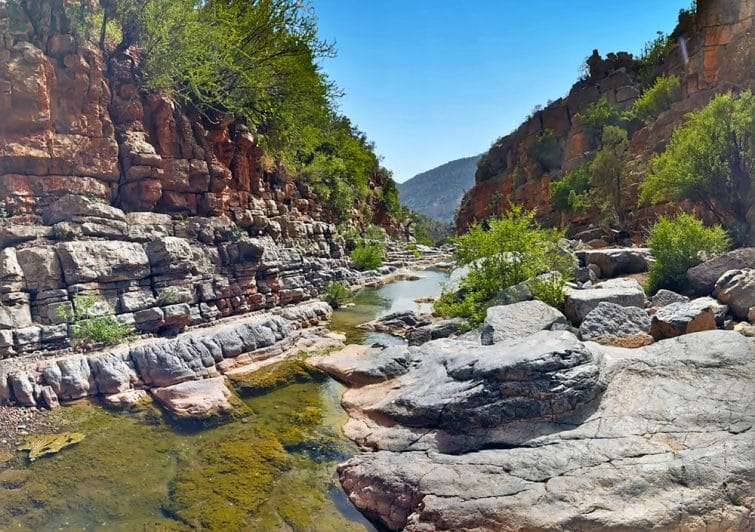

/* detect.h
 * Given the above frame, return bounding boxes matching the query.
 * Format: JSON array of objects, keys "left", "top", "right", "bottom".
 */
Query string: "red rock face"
[{"left": 457, "top": 0, "right": 753, "bottom": 238}]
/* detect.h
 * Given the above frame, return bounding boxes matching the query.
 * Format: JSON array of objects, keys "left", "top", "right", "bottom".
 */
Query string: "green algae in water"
[
  {"left": 229, "top": 357, "right": 327, "bottom": 397},
  {"left": 17, "top": 432, "right": 85, "bottom": 462}
]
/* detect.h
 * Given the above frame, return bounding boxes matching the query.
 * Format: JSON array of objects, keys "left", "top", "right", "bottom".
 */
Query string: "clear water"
[{"left": 0, "top": 268, "right": 449, "bottom": 531}]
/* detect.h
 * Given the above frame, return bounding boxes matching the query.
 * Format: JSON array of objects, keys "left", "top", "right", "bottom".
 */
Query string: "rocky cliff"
[
  {"left": 456, "top": 0, "right": 753, "bottom": 239},
  {"left": 0, "top": 2, "right": 388, "bottom": 359}
]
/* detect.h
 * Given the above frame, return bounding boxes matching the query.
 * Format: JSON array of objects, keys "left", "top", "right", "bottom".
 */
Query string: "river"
[{"left": 0, "top": 268, "right": 449, "bottom": 531}]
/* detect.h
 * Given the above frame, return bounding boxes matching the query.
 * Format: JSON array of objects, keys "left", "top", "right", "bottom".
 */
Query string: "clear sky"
[{"left": 312, "top": 0, "right": 690, "bottom": 182}]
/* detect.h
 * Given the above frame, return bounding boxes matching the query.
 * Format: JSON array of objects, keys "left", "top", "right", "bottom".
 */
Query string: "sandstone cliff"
[
  {"left": 0, "top": 2, "right": 392, "bottom": 358},
  {"left": 456, "top": 0, "right": 753, "bottom": 240}
]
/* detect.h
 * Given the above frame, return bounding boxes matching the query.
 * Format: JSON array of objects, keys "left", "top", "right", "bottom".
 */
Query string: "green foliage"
[
  {"left": 434, "top": 206, "right": 572, "bottom": 325},
  {"left": 578, "top": 97, "right": 624, "bottom": 146},
  {"left": 589, "top": 125, "right": 629, "bottom": 221},
  {"left": 528, "top": 129, "right": 563, "bottom": 171},
  {"left": 489, "top": 191, "right": 503, "bottom": 216},
  {"left": 323, "top": 281, "right": 350, "bottom": 309},
  {"left": 379, "top": 178, "right": 402, "bottom": 217},
  {"left": 511, "top": 165, "right": 527, "bottom": 188},
  {"left": 646, "top": 213, "right": 729, "bottom": 294},
  {"left": 364, "top": 224, "right": 388, "bottom": 242},
  {"left": 531, "top": 272, "right": 568, "bottom": 310},
  {"left": 550, "top": 164, "right": 591, "bottom": 212},
  {"left": 640, "top": 91, "right": 754, "bottom": 242},
  {"left": 636, "top": 32, "right": 673, "bottom": 88},
  {"left": 350, "top": 243, "right": 384, "bottom": 271},
  {"left": 58, "top": 295, "right": 133, "bottom": 349},
  {"left": 628, "top": 75, "right": 681, "bottom": 122}
]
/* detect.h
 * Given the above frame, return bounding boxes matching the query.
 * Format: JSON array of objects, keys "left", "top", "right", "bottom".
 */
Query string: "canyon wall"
[
  {"left": 0, "top": 3, "right": 368, "bottom": 358},
  {"left": 456, "top": 0, "right": 753, "bottom": 240}
]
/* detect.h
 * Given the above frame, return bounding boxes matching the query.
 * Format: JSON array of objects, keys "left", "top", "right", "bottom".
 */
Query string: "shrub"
[
  {"left": 531, "top": 272, "right": 568, "bottom": 310},
  {"left": 364, "top": 224, "right": 388, "bottom": 242},
  {"left": 350, "top": 243, "right": 384, "bottom": 271},
  {"left": 578, "top": 96, "right": 623, "bottom": 146},
  {"left": 640, "top": 91, "right": 753, "bottom": 244},
  {"left": 628, "top": 75, "right": 681, "bottom": 122},
  {"left": 636, "top": 32, "right": 673, "bottom": 88},
  {"left": 434, "top": 205, "right": 573, "bottom": 325},
  {"left": 59, "top": 295, "right": 133, "bottom": 349},
  {"left": 589, "top": 125, "right": 629, "bottom": 222},
  {"left": 323, "top": 281, "right": 350, "bottom": 309},
  {"left": 528, "top": 129, "right": 563, "bottom": 171},
  {"left": 550, "top": 164, "right": 591, "bottom": 212},
  {"left": 646, "top": 213, "right": 729, "bottom": 294}
]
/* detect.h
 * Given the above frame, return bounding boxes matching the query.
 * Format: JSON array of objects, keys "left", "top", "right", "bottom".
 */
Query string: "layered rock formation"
[
  {"left": 318, "top": 329, "right": 754, "bottom": 530},
  {"left": 456, "top": 0, "right": 754, "bottom": 239}
]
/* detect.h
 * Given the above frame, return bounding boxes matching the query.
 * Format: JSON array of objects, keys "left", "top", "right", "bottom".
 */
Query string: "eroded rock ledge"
[{"left": 316, "top": 330, "right": 754, "bottom": 530}]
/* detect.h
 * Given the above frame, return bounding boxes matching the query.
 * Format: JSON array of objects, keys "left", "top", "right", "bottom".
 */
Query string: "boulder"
[
  {"left": 714, "top": 269, "right": 754, "bottom": 319},
  {"left": 152, "top": 377, "right": 236, "bottom": 420},
  {"left": 579, "top": 302, "right": 652, "bottom": 347},
  {"left": 312, "top": 345, "right": 410, "bottom": 386},
  {"left": 358, "top": 310, "right": 430, "bottom": 336},
  {"left": 564, "top": 278, "right": 647, "bottom": 324},
  {"left": 41, "top": 194, "right": 126, "bottom": 225},
  {"left": 577, "top": 247, "right": 652, "bottom": 278},
  {"left": 15, "top": 247, "right": 64, "bottom": 292},
  {"left": 480, "top": 301, "right": 567, "bottom": 345},
  {"left": 335, "top": 330, "right": 754, "bottom": 531},
  {"left": 40, "top": 356, "right": 95, "bottom": 401},
  {"left": 56, "top": 241, "right": 150, "bottom": 284},
  {"left": 650, "top": 288, "right": 689, "bottom": 307},
  {"left": 686, "top": 247, "right": 755, "bottom": 296},
  {"left": 650, "top": 298, "right": 721, "bottom": 340},
  {"left": 407, "top": 319, "right": 467, "bottom": 346}
]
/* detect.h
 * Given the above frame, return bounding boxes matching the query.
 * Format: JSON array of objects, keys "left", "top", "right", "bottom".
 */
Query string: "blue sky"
[{"left": 312, "top": 0, "right": 689, "bottom": 182}]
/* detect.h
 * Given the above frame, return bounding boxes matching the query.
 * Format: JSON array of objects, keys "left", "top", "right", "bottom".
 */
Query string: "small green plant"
[
  {"left": 434, "top": 205, "right": 573, "bottom": 325},
  {"left": 646, "top": 213, "right": 729, "bottom": 294},
  {"left": 323, "top": 281, "right": 350, "bottom": 309},
  {"left": 531, "top": 272, "right": 568, "bottom": 310},
  {"left": 350, "top": 243, "right": 384, "bottom": 271},
  {"left": 230, "top": 225, "right": 247, "bottom": 241},
  {"left": 635, "top": 32, "right": 674, "bottom": 88},
  {"left": 627, "top": 75, "right": 681, "bottom": 122},
  {"left": 528, "top": 129, "right": 563, "bottom": 171},
  {"left": 52, "top": 225, "right": 76, "bottom": 241},
  {"left": 157, "top": 287, "right": 185, "bottom": 306},
  {"left": 406, "top": 243, "right": 422, "bottom": 258},
  {"left": 578, "top": 96, "right": 624, "bottom": 146},
  {"left": 550, "top": 164, "right": 591, "bottom": 212},
  {"left": 364, "top": 224, "right": 388, "bottom": 242},
  {"left": 58, "top": 294, "right": 133, "bottom": 349}
]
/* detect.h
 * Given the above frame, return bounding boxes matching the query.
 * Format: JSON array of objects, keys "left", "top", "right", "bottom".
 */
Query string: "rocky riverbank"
[{"left": 313, "top": 246, "right": 755, "bottom": 530}]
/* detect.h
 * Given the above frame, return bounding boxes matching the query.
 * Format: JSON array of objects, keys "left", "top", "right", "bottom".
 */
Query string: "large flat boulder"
[
  {"left": 686, "top": 247, "right": 755, "bottom": 296},
  {"left": 579, "top": 302, "right": 652, "bottom": 347},
  {"left": 564, "top": 278, "right": 647, "bottom": 324},
  {"left": 480, "top": 300, "right": 567, "bottom": 345},
  {"left": 336, "top": 331, "right": 755, "bottom": 530},
  {"left": 650, "top": 297, "right": 722, "bottom": 340},
  {"left": 56, "top": 241, "right": 150, "bottom": 284},
  {"left": 577, "top": 247, "right": 652, "bottom": 278},
  {"left": 152, "top": 377, "right": 235, "bottom": 420},
  {"left": 312, "top": 345, "right": 410, "bottom": 386}
]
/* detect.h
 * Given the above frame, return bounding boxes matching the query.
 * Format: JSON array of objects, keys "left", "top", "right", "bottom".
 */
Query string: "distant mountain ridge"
[{"left": 398, "top": 154, "right": 482, "bottom": 223}]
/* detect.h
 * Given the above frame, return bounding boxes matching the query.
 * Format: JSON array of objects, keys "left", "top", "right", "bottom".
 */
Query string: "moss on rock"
[{"left": 229, "top": 358, "right": 326, "bottom": 396}]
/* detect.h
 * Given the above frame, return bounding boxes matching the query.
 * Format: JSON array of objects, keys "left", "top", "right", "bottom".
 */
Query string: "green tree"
[
  {"left": 550, "top": 164, "right": 591, "bottom": 212},
  {"left": 590, "top": 125, "right": 629, "bottom": 223},
  {"left": 628, "top": 75, "right": 681, "bottom": 122},
  {"left": 528, "top": 129, "right": 563, "bottom": 171},
  {"left": 640, "top": 91, "right": 754, "bottom": 243},
  {"left": 578, "top": 96, "right": 624, "bottom": 146},
  {"left": 646, "top": 213, "right": 729, "bottom": 294}
]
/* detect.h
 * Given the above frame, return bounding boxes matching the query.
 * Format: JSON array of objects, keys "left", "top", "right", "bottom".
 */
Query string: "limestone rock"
[
  {"left": 686, "top": 247, "right": 755, "bottom": 296},
  {"left": 579, "top": 302, "right": 652, "bottom": 347},
  {"left": 152, "top": 377, "right": 235, "bottom": 420},
  {"left": 312, "top": 345, "right": 410, "bottom": 387},
  {"left": 564, "top": 277, "right": 647, "bottom": 324},
  {"left": 56, "top": 241, "right": 150, "bottom": 284},
  {"left": 41, "top": 194, "right": 126, "bottom": 225},
  {"left": 480, "top": 300, "right": 567, "bottom": 345},
  {"left": 577, "top": 247, "right": 652, "bottom": 278},
  {"left": 407, "top": 318, "right": 467, "bottom": 346},
  {"left": 650, "top": 288, "right": 689, "bottom": 307},
  {"left": 714, "top": 268, "right": 754, "bottom": 319},
  {"left": 336, "top": 331, "right": 754, "bottom": 530},
  {"left": 650, "top": 298, "right": 721, "bottom": 340}
]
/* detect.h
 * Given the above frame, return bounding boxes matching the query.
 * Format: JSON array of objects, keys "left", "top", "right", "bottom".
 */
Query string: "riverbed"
[{"left": 0, "top": 269, "right": 448, "bottom": 531}]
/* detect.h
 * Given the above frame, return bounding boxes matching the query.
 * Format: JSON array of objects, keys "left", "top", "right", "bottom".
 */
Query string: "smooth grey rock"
[
  {"left": 686, "top": 247, "right": 755, "bottom": 296},
  {"left": 313, "top": 345, "right": 410, "bottom": 386},
  {"left": 41, "top": 356, "right": 94, "bottom": 400},
  {"left": 41, "top": 194, "right": 126, "bottom": 225},
  {"left": 88, "top": 351, "right": 135, "bottom": 395},
  {"left": 577, "top": 247, "right": 652, "bottom": 278},
  {"left": 56, "top": 241, "right": 150, "bottom": 284},
  {"left": 564, "top": 278, "right": 646, "bottom": 324},
  {"left": 650, "top": 288, "right": 689, "bottom": 307},
  {"left": 0, "top": 302, "right": 32, "bottom": 330},
  {"left": 579, "top": 302, "right": 652, "bottom": 347},
  {"left": 407, "top": 319, "right": 467, "bottom": 346},
  {"left": 9, "top": 372, "right": 36, "bottom": 407},
  {"left": 714, "top": 268, "right": 754, "bottom": 319},
  {"left": 15, "top": 246, "right": 63, "bottom": 292},
  {"left": 0, "top": 248, "right": 23, "bottom": 283},
  {"left": 480, "top": 301, "right": 567, "bottom": 345},
  {"left": 336, "top": 331, "right": 754, "bottom": 531}
]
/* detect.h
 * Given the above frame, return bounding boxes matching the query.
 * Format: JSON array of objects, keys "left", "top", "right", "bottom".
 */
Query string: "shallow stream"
[{"left": 0, "top": 269, "right": 448, "bottom": 531}]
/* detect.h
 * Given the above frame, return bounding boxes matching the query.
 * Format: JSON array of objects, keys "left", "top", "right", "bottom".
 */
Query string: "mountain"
[{"left": 398, "top": 155, "right": 482, "bottom": 223}]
